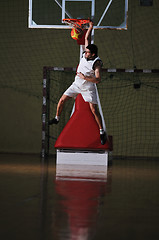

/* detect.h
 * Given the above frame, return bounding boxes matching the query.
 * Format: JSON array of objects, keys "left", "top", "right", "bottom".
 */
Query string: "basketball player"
[{"left": 49, "top": 21, "right": 107, "bottom": 145}]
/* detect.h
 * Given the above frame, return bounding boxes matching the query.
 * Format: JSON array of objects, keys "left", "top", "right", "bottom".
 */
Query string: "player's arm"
[
  {"left": 85, "top": 21, "right": 93, "bottom": 48},
  {"left": 77, "top": 61, "right": 102, "bottom": 84}
]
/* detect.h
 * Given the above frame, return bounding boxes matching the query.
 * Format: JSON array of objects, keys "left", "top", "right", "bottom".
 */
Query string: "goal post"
[
  {"left": 42, "top": 66, "right": 159, "bottom": 159},
  {"left": 42, "top": 67, "right": 51, "bottom": 158}
]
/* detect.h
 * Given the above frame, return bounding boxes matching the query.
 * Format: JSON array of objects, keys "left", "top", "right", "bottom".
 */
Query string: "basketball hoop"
[
  {"left": 63, "top": 18, "right": 90, "bottom": 32},
  {"left": 63, "top": 19, "right": 90, "bottom": 45}
]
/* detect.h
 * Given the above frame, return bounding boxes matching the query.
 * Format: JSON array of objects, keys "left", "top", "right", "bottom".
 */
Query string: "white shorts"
[{"left": 63, "top": 82, "right": 98, "bottom": 104}]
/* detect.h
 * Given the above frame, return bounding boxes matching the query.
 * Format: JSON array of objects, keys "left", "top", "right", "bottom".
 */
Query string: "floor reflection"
[
  {"left": 55, "top": 164, "right": 112, "bottom": 240},
  {"left": 40, "top": 160, "right": 49, "bottom": 240},
  {"left": 1, "top": 154, "right": 158, "bottom": 240}
]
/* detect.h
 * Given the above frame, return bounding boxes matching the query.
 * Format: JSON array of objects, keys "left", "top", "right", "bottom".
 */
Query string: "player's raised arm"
[{"left": 85, "top": 21, "right": 94, "bottom": 48}]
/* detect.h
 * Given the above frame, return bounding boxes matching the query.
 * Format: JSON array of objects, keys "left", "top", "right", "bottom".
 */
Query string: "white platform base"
[
  {"left": 56, "top": 164, "right": 108, "bottom": 182},
  {"left": 56, "top": 149, "right": 109, "bottom": 166}
]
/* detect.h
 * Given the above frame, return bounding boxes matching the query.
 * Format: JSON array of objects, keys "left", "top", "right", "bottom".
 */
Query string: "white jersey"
[
  {"left": 64, "top": 52, "right": 102, "bottom": 104},
  {"left": 74, "top": 52, "right": 102, "bottom": 90}
]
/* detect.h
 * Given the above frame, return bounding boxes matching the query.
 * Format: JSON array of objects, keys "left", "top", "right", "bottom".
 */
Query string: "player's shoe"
[
  {"left": 100, "top": 132, "right": 107, "bottom": 145},
  {"left": 48, "top": 118, "right": 59, "bottom": 125}
]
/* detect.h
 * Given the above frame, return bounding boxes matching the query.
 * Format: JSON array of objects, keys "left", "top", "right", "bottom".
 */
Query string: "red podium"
[{"left": 55, "top": 94, "right": 113, "bottom": 165}]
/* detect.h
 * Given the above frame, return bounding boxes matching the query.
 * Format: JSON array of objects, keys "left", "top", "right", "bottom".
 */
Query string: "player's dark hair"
[{"left": 86, "top": 44, "right": 98, "bottom": 57}]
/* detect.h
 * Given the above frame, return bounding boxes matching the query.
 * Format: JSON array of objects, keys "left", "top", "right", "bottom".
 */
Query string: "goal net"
[{"left": 42, "top": 67, "right": 159, "bottom": 159}]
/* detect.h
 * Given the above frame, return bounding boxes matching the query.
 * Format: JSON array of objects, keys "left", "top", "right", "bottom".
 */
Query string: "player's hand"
[{"left": 77, "top": 72, "right": 85, "bottom": 79}]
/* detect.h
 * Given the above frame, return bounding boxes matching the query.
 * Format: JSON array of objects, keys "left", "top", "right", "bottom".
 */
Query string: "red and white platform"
[{"left": 55, "top": 94, "right": 113, "bottom": 165}]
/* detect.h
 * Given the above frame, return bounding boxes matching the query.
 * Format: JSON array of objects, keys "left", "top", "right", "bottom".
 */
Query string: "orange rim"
[{"left": 63, "top": 19, "right": 90, "bottom": 29}]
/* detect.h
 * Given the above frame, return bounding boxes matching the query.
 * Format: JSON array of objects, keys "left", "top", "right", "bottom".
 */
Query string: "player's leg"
[
  {"left": 89, "top": 103, "right": 103, "bottom": 129},
  {"left": 49, "top": 83, "right": 79, "bottom": 125},
  {"left": 56, "top": 95, "right": 71, "bottom": 117},
  {"left": 89, "top": 103, "right": 107, "bottom": 145},
  {"left": 49, "top": 95, "right": 71, "bottom": 125}
]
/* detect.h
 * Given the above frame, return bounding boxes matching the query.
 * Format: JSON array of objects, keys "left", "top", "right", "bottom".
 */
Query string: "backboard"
[{"left": 28, "top": 0, "right": 128, "bottom": 30}]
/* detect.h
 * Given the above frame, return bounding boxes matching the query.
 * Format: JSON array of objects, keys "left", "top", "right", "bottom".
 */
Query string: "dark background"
[{"left": 0, "top": 0, "right": 158, "bottom": 156}]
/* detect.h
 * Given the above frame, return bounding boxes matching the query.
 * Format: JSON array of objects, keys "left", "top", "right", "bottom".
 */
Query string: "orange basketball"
[{"left": 71, "top": 28, "right": 83, "bottom": 40}]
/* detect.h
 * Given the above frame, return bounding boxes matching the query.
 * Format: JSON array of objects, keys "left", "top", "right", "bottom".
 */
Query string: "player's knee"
[
  {"left": 59, "top": 97, "right": 65, "bottom": 106},
  {"left": 59, "top": 95, "right": 69, "bottom": 106}
]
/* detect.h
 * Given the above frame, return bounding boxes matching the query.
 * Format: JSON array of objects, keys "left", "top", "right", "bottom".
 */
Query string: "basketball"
[{"left": 71, "top": 28, "right": 83, "bottom": 40}]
